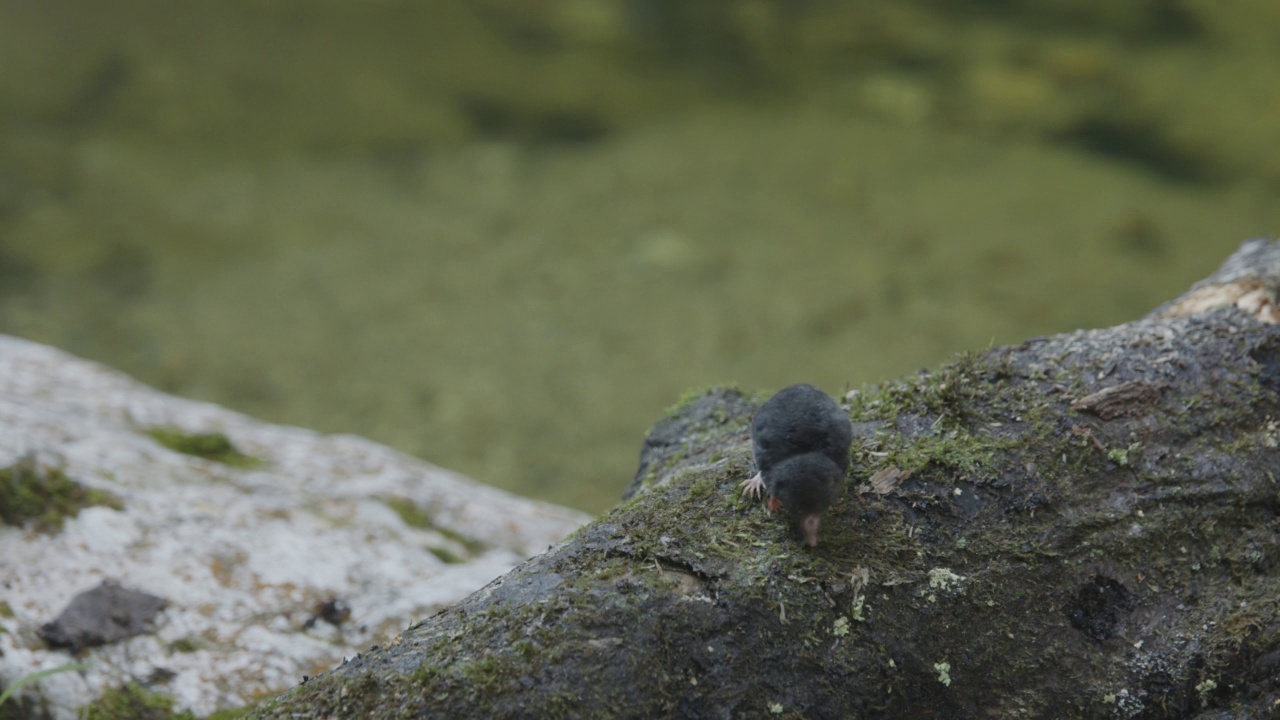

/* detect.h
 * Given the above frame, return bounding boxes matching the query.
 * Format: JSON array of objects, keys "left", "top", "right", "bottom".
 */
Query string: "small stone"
[{"left": 39, "top": 581, "right": 167, "bottom": 652}]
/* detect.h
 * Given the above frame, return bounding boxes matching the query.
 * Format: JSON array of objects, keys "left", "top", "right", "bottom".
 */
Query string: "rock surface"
[{"left": 0, "top": 334, "right": 588, "bottom": 718}]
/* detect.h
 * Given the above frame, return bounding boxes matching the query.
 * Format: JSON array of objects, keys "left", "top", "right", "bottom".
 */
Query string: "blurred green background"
[{"left": 2, "top": 0, "right": 1279, "bottom": 513}]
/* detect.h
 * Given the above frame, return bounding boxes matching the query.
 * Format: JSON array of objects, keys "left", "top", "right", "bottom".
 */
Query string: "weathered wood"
[{"left": 253, "top": 239, "right": 1280, "bottom": 720}]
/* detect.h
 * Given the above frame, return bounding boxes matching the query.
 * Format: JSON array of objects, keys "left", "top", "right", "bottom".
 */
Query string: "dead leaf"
[{"left": 869, "top": 467, "right": 911, "bottom": 495}]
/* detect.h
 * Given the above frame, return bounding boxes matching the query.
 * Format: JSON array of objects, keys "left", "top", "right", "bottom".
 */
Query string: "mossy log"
[{"left": 253, "top": 240, "right": 1280, "bottom": 719}]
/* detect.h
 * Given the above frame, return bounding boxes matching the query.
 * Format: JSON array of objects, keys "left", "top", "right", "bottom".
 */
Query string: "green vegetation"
[
  {"left": 378, "top": 496, "right": 486, "bottom": 561},
  {"left": 0, "top": 663, "right": 90, "bottom": 709},
  {"left": 168, "top": 636, "right": 206, "bottom": 654},
  {"left": 379, "top": 495, "right": 433, "bottom": 529},
  {"left": 662, "top": 384, "right": 760, "bottom": 419},
  {"left": 426, "top": 546, "right": 466, "bottom": 564},
  {"left": 145, "top": 428, "right": 261, "bottom": 468},
  {"left": 81, "top": 683, "right": 196, "bottom": 720},
  {"left": 0, "top": 455, "right": 123, "bottom": 532}
]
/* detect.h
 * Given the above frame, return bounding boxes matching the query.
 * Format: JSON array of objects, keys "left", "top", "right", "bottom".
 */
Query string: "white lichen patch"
[
  {"left": 832, "top": 616, "right": 851, "bottom": 637},
  {"left": 927, "top": 567, "right": 966, "bottom": 593},
  {"left": 851, "top": 594, "right": 866, "bottom": 621},
  {"left": 934, "top": 661, "right": 952, "bottom": 686}
]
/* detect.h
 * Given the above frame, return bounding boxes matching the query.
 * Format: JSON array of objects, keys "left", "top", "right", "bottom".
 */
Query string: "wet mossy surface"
[
  {"left": 252, "top": 308, "right": 1280, "bottom": 719},
  {"left": 144, "top": 428, "right": 261, "bottom": 468},
  {"left": 0, "top": 454, "right": 123, "bottom": 532}
]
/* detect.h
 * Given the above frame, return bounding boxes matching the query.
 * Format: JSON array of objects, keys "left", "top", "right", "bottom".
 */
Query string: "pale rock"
[{"left": 0, "top": 334, "right": 589, "bottom": 718}]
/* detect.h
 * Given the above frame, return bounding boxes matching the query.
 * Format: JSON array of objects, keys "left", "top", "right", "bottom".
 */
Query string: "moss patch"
[
  {"left": 378, "top": 496, "right": 486, "bottom": 561},
  {"left": 0, "top": 455, "right": 123, "bottom": 532},
  {"left": 81, "top": 683, "right": 195, "bottom": 720},
  {"left": 145, "top": 428, "right": 261, "bottom": 468},
  {"left": 168, "top": 636, "right": 206, "bottom": 653}
]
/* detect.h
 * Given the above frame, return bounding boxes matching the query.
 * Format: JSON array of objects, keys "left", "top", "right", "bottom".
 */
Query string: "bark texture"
[{"left": 253, "top": 239, "right": 1280, "bottom": 719}]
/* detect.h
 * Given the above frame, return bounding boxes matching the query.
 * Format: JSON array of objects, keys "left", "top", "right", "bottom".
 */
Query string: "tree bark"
[{"left": 253, "top": 239, "right": 1280, "bottom": 720}]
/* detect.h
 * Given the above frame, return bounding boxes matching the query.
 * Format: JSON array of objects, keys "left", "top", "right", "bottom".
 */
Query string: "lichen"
[
  {"left": 832, "top": 616, "right": 850, "bottom": 637},
  {"left": 927, "top": 567, "right": 965, "bottom": 592},
  {"left": 850, "top": 594, "right": 865, "bottom": 621}
]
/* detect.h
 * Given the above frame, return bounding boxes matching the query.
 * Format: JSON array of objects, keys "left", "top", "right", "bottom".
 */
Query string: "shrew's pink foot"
[{"left": 739, "top": 472, "right": 765, "bottom": 500}]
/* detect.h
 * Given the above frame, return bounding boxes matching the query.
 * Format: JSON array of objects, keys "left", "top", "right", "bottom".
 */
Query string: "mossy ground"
[
  {"left": 144, "top": 429, "right": 261, "bottom": 468},
  {"left": 80, "top": 683, "right": 195, "bottom": 720},
  {"left": 0, "top": 455, "right": 123, "bottom": 532},
  {"left": 60, "top": 682, "right": 251, "bottom": 720},
  {"left": 377, "top": 496, "right": 487, "bottom": 563}
]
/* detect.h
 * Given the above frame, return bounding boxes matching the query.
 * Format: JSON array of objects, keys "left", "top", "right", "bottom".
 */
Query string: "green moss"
[
  {"left": 168, "top": 636, "right": 205, "bottom": 653},
  {"left": 81, "top": 683, "right": 196, "bottom": 720},
  {"left": 0, "top": 601, "right": 12, "bottom": 618},
  {"left": 390, "top": 608, "right": 612, "bottom": 718},
  {"left": 847, "top": 352, "right": 999, "bottom": 427},
  {"left": 686, "top": 473, "right": 719, "bottom": 501},
  {"left": 426, "top": 545, "right": 466, "bottom": 564},
  {"left": 457, "top": 654, "right": 505, "bottom": 687},
  {"left": 0, "top": 455, "right": 123, "bottom": 532},
  {"left": 380, "top": 495, "right": 432, "bottom": 528},
  {"left": 511, "top": 638, "right": 535, "bottom": 659},
  {"left": 663, "top": 386, "right": 726, "bottom": 419},
  {"left": 875, "top": 426, "right": 1013, "bottom": 479},
  {"left": 1106, "top": 442, "right": 1142, "bottom": 467},
  {"left": 378, "top": 496, "right": 486, "bottom": 558},
  {"left": 145, "top": 428, "right": 261, "bottom": 468}
]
